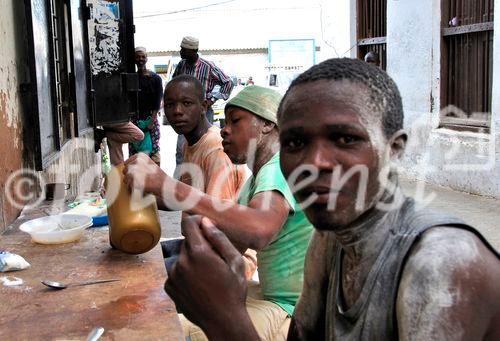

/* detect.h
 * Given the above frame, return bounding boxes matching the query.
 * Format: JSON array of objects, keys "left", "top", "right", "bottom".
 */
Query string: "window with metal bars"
[
  {"left": 48, "top": 0, "right": 75, "bottom": 147},
  {"left": 440, "top": 0, "right": 494, "bottom": 132},
  {"left": 357, "top": 0, "right": 387, "bottom": 70},
  {"left": 25, "top": 0, "right": 95, "bottom": 169}
]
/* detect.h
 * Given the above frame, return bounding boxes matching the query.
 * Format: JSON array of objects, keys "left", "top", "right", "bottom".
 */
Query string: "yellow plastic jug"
[{"left": 105, "top": 163, "right": 161, "bottom": 254}]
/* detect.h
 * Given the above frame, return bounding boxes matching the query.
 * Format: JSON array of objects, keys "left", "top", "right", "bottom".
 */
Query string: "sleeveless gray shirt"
[{"left": 325, "top": 198, "right": 495, "bottom": 340}]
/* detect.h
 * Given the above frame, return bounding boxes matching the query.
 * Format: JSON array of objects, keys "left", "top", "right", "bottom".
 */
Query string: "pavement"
[
  {"left": 155, "top": 120, "right": 500, "bottom": 250},
  {"left": 400, "top": 178, "right": 499, "bottom": 251}
]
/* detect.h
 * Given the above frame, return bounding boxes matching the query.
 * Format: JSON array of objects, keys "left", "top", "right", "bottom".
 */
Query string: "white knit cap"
[
  {"left": 180, "top": 36, "right": 199, "bottom": 50},
  {"left": 135, "top": 46, "right": 147, "bottom": 53}
]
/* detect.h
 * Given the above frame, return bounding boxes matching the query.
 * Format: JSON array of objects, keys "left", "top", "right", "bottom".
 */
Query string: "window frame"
[
  {"left": 439, "top": 0, "right": 494, "bottom": 133},
  {"left": 356, "top": 0, "right": 387, "bottom": 70},
  {"left": 25, "top": 0, "right": 96, "bottom": 170}
]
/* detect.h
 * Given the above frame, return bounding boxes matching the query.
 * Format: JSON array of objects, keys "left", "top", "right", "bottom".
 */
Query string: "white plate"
[{"left": 19, "top": 214, "right": 93, "bottom": 244}]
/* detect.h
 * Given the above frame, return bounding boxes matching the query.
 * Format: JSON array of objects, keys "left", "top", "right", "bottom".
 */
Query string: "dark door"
[
  {"left": 24, "top": 0, "right": 60, "bottom": 169},
  {"left": 86, "top": 0, "right": 137, "bottom": 126}
]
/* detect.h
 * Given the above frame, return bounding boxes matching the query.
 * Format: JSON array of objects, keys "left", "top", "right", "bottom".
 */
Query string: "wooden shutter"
[{"left": 24, "top": 0, "right": 59, "bottom": 169}]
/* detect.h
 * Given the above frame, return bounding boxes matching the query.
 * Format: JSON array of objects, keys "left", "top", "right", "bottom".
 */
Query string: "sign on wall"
[{"left": 268, "top": 39, "right": 316, "bottom": 68}]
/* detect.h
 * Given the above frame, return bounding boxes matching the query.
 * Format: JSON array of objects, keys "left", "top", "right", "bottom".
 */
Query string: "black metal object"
[
  {"left": 86, "top": 0, "right": 138, "bottom": 126},
  {"left": 68, "top": 0, "right": 93, "bottom": 136}
]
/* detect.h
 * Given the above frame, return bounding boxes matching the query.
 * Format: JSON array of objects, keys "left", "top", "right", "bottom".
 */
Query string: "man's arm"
[
  {"left": 397, "top": 227, "right": 500, "bottom": 341},
  {"left": 172, "top": 61, "right": 183, "bottom": 78},
  {"left": 123, "top": 153, "right": 289, "bottom": 251},
  {"left": 209, "top": 63, "right": 234, "bottom": 100},
  {"left": 145, "top": 75, "right": 163, "bottom": 130},
  {"left": 154, "top": 74, "right": 163, "bottom": 113}
]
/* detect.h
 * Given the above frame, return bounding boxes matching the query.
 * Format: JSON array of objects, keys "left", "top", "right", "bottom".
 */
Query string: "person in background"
[
  {"left": 364, "top": 51, "right": 380, "bottom": 67},
  {"left": 129, "top": 46, "right": 163, "bottom": 166},
  {"left": 162, "top": 58, "right": 500, "bottom": 340},
  {"left": 172, "top": 36, "right": 233, "bottom": 166},
  {"left": 246, "top": 76, "right": 255, "bottom": 85}
]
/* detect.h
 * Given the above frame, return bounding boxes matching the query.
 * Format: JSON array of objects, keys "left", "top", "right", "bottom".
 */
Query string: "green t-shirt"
[{"left": 237, "top": 152, "right": 313, "bottom": 316}]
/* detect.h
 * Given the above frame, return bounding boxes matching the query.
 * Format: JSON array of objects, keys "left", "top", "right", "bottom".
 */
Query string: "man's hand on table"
[{"left": 165, "top": 216, "right": 260, "bottom": 341}]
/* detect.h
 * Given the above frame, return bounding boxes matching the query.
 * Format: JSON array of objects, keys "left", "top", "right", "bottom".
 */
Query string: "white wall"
[
  {"left": 387, "top": 0, "right": 440, "bottom": 114},
  {"left": 388, "top": 0, "right": 500, "bottom": 198},
  {"left": 147, "top": 52, "right": 269, "bottom": 86},
  {"left": 316, "top": 0, "right": 357, "bottom": 60},
  {"left": 492, "top": 0, "right": 500, "bottom": 132}
]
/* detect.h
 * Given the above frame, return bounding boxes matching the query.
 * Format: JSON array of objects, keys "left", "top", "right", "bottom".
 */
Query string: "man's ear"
[
  {"left": 389, "top": 129, "right": 407, "bottom": 159},
  {"left": 201, "top": 99, "right": 208, "bottom": 114},
  {"left": 262, "top": 120, "right": 276, "bottom": 135}
]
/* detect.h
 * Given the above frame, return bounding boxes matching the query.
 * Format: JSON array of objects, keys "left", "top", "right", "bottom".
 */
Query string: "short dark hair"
[
  {"left": 278, "top": 58, "right": 403, "bottom": 138},
  {"left": 166, "top": 74, "right": 205, "bottom": 101}
]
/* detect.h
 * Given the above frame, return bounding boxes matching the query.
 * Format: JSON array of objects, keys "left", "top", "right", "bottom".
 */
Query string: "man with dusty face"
[
  {"left": 278, "top": 78, "right": 404, "bottom": 230},
  {"left": 220, "top": 106, "right": 270, "bottom": 165}
]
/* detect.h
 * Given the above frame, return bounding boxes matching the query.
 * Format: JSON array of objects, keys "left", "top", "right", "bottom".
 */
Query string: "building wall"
[
  {"left": 317, "top": 0, "right": 357, "bottom": 59},
  {"left": 0, "top": 0, "right": 100, "bottom": 234},
  {"left": 196, "top": 52, "right": 269, "bottom": 86},
  {"left": 387, "top": 0, "right": 500, "bottom": 198},
  {"left": 148, "top": 52, "right": 271, "bottom": 87},
  {"left": 0, "top": 0, "right": 26, "bottom": 233}
]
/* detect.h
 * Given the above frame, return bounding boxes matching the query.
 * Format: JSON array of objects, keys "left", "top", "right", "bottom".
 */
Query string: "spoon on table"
[
  {"left": 86, "top": 326, "right": 105, "bottom": 341},
  {"left": 41, "top": 279, "right": 120, "bottom": 290}
]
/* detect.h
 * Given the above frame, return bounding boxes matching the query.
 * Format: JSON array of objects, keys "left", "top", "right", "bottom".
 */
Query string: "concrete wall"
[
  {"left": 387, "top": 0, "right": 500, "bottom": 198},
  {"left": 0, "top": 0, "right": 27, "bottom": 233},
  {"left": 317, "top": 0, "right": 357, "bottom": 59},
  {"left": 148, "top": 52, "right": 285, "bottom": 90},
  {"left": 492, "top": 1, "right": 500, "bottom": 143},
  {"left": 387, "top": 0, "right": 440, "bottom": 114},
  {"left": 0, "top": 0, "right": 100, "bottom": 234}
]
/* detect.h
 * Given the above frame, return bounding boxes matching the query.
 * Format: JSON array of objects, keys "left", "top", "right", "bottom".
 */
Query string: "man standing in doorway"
[
  {"left": 130, "top": 46, "right": 163, "bottom": 166},
  {"left": 172, "top": 36, "right": 234, "bottom": 165}
]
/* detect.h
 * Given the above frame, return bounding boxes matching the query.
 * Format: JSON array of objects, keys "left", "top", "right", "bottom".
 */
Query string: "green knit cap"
[{"left": 225, "top": 85, "right": 282, "bottom": 124}]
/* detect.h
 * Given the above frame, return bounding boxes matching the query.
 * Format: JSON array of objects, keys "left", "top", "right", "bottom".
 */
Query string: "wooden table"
[{"left": 0, "top": 226, "right": 183, "bottom": 340}]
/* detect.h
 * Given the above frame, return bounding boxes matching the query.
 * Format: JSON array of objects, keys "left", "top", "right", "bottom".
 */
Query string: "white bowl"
[{"left": 19, "top": 214, "right": 93, "bottom": 244}]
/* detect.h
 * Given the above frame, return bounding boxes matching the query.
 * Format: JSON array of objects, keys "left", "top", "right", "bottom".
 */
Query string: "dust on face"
[
  {"left": 221, "top": 107, "right": 264, "bottom": 165},
  {"left": 279, "top": 79, "right": 396, "bottom": 230}
]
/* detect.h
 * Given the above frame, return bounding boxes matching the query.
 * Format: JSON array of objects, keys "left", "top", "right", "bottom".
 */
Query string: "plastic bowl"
[
  {"left": 19, "top": 214, "right": 93, "bottom": 244},
  {"left": 91, "top": 215, "right": 108, "bottom": 227}
]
